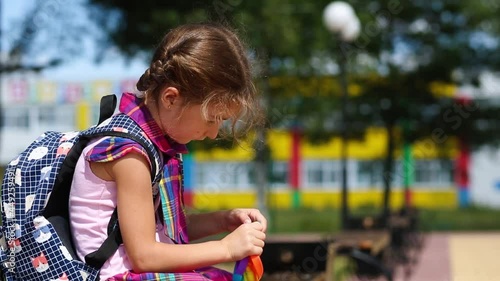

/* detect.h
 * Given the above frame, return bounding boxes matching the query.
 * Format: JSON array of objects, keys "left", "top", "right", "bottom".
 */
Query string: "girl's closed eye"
[{"left": 207, "top": 115, "right": 228, "bottom": 125}]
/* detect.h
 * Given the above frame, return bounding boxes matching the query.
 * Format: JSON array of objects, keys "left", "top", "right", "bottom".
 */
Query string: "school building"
[{"left": 1, "top": 74, "right": 499, "bottom": 210}]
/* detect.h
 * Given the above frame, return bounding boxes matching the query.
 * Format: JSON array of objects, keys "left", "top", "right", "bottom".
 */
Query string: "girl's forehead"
[{"left": 207, "top": 102, "right": 241, "bottom": 119}]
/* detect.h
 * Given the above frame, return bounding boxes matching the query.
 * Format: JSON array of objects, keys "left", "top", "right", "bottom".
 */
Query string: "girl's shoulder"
[{"left": 85, "top": 136, "right": 151, "bottom": 167}]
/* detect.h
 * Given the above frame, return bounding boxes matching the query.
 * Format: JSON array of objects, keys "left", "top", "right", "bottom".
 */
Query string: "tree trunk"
[
  {"left": 382, "top": 120, "right": 395, "bottom": 224},
  {"left": 254, "top": 128, "right": 269, "bottom": 217}
]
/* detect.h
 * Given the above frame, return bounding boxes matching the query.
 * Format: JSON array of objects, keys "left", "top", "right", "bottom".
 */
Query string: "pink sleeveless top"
[{"left": 69, "top": 138, "right": 175, "bottom": 280}]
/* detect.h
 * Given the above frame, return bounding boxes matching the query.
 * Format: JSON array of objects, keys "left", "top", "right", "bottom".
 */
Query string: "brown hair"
[{"left": 137, "top": 23, "right": 262, "bottom": 138}]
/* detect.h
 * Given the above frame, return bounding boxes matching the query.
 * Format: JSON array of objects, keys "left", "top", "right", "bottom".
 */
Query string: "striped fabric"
[
  {"left": 118, "top": 92, "right": 188, "bottom": 157},
  {"left": 158, "top": 156, "right": 188, "bottom": 244},
  {"left": 109, "top": 266, "right": 232, "bottom": 281},
  {"left": 89, "top": 93, "right": 231, "bottom": 280},
  {"left": 86, "top": 136, "right": 150, "bottom": 165}
]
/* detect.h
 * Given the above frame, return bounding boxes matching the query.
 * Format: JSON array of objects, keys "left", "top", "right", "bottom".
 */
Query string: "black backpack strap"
[
  {"left": 85, "top": 209, "right": 122, "bottom": 268},
  {"left": 84, "top": 130, "right": 162, "bottom": 269},
  {"left": 98, "top": 94, "right": 117, "bottom": 125}
]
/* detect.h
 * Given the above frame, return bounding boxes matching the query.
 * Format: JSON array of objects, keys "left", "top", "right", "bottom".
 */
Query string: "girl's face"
[
  {"left": 154, "top": 87, "right": 238, "bottom": 144},
  {"left": 165, "top": 103, "right": 231, "bottom": 144}
]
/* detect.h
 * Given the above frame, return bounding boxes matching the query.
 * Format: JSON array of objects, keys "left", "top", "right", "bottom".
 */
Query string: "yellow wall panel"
[
  {"left": 76, "top": 102, "right": 90, "bottom": 131},
  {"left": 301, "top": 191, "right": 341, "bottom": 209},
  {"left": 193, "top": 193, "right": 256, "bottom": 210},
  {"left": 267, "top": 191, "right": 292, "bottom": 209},
  {"left": 412, "top": 188, "right": 458, "bottom": 208},
  {"left": 192, "top": 189, "right": 457, "bottom": 210},
  {"left": 194, "top": 127, "right": 457, "bottom": 161},
  {"left": 194, "top": 140, "right": 254, "bottom": 161},
  {"left": 301, "top": 128, "right": 388, "bottom": 159},
  {"left": 268, "top": 131, "right": 292, "bottom": 161},
  {"left": 412, "top": 137, "right": 459, "bottom": 159}
]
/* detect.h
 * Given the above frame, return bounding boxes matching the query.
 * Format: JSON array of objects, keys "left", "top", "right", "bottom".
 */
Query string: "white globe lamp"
[{"left": 323, "top": 1, "right": 361, "bottom": 42}]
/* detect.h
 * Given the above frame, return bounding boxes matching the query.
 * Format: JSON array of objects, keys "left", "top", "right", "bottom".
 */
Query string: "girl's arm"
[
  {"left": 187, "top": 210, "right": 268, "bottom": 241},
  {"left": 104, "top": 153, "right": 265, "bottom": 273},
  {"left": 186, "top": 211, "right": 226, "bottom": 241}
]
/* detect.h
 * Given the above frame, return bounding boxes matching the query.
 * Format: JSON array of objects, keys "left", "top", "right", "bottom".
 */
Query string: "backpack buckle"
[{"left": 0, "top": 247, "right": 15, "bottom": 272}]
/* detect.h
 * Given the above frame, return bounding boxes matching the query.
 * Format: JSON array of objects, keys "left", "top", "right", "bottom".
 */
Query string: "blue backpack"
[{"left": 0, "top": 95, "right": 162, "bottom": 281}]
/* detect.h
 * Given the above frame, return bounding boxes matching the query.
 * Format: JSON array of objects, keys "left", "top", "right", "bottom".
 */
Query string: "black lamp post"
[{"left": 323, "top": 1, "right": 361, "bottom": 229}]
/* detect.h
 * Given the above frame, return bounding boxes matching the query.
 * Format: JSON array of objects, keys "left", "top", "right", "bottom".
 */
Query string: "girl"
[{"left": 69, "top": 23, "right": 267, "bottom": 280}]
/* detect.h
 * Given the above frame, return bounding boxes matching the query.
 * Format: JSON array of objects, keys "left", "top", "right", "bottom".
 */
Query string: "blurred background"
[{"left": 1, "top": 0, "right": 500, "bottom": 279}]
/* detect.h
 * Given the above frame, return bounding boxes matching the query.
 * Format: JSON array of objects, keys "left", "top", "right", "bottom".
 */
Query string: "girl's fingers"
[
  {"left": 250, "top": 221, "right": 264, "bottom": 231},
  {"left": 253, "top": 236, "right": 265, "bottom": 248}
]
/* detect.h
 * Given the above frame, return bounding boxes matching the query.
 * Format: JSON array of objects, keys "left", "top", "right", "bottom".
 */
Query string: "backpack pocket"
[{"left": 7, "top": 216, "right": 100, "bottom": 281}]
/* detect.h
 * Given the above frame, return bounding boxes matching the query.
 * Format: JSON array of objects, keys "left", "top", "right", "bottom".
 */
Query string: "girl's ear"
[{"left": 159, "top": 87, "right": 180, "bottom": 108}]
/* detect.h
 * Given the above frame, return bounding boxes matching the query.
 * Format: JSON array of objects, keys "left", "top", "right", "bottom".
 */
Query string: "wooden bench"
[
  {"left": 261, "top": 231, "right": 392, "bottom": 281},
  {"left": 325, "top": 230, "right": 392, "bottom": 281},
  {"left": 261, "top": 233, "right": 331, "bottom": 280}
]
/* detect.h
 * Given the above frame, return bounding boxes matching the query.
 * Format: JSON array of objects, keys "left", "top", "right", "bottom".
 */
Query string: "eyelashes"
[{"left": 206, "top": 116, "right": 226, "bottom": 124}]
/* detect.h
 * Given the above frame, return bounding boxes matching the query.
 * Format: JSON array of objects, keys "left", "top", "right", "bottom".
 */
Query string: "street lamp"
[{"left": 323, "top": 1, "right": 360, "bottom": 229}]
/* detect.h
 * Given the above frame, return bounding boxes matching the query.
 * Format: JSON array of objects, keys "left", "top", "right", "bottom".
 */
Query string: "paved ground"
[
  {"left": 391, "top": 232, "right": 500, "bottom": 281},
  {"left": 231, "top": 231, "right": 500, "bottom": 281}
]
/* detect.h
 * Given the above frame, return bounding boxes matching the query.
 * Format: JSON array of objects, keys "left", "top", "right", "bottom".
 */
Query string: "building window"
[
  {"left": 414, "top": 160, "right": 453, "bottom": 187},
  {"left": 357, "top": 160, "right": 382, "bottom": 187},
  {"left": 39, "top": 105, "right": 74, "bottom": 129},
  {"left": 306, "top": 161, "right": 323, "bottom": 186},
  {"left": 303, "top": 160, "right": 341, "bottom": 189},
  {"left": 3, "top": 107, "right": 30, "bottom": 128},
  {"left": 270, "top": 161, "right": 289, "bottom": 188},
  {"left": 195, "top": 162, "right": 253, "bottom": 191},
  {"left": 380, "top": 159, "right": 405, "bottom": 187},
  {"left": 91, "top": 105, "right": 101, "bottom": 125},
  {"left": 39, "top": 106, "right": 57, "bottom": 125}
]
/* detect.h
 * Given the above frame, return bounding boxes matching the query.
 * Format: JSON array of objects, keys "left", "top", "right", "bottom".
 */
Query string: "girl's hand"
[
  {"left": 220, "top": 222, "right": 266, "bottom": 261},
  {"left": 222, "top": 209, "right": 267, "bottom": 233}
]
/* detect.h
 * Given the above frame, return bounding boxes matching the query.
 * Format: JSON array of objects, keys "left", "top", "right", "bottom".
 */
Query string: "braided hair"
[{"left": 137, "top": 23, "right": 261, "bottom": 137}]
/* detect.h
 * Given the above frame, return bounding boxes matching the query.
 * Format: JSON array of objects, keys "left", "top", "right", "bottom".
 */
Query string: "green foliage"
[
  {"left": 269, "top": 207, "right": 342, "bottom": 233},
  {"left": 81, "top": 2, "right": 500, "bottom": 218},
  {"left": 418, "top": 205, "right": 500, "bottom": 231},
  {"left": 86, "top": 0, "right": 500, "bottom": 147},
  {"left": 267, "top": 206, "right": 500, "bottom": 233}
]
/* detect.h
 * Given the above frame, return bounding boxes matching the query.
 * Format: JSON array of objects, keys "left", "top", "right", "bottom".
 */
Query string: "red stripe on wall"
[{"left": 289, "top": 128, "right": 301, "bottom": 189}]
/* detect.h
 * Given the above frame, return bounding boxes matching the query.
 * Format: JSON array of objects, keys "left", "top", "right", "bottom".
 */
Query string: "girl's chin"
[
  {"left": 165, "top": 134, "right": 185, "bottom": 144},
  {"left": 173, "top": 137, "right": 191, "bottom": 144}
]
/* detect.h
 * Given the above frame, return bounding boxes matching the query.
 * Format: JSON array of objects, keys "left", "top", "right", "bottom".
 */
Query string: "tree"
[
  {"left": 1, "top": 0, "right": 93, "bottom": 162},
  {"left": 85, "top": 0, "right": 500, "bottom": 219},
  {"left": 85, "top": 0, "right": 345, "bottom": 218},
  {"left": 346, "top": 0, "right": 499, "bottom": 217},
  {"left": 1, "top": 0, "right": 93, "bottom": 73}
]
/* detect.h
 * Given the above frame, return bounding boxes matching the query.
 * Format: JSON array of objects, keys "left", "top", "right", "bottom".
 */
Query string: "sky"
[{"left": 1, "top": 0, "right": 148, "bottom": 81}]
